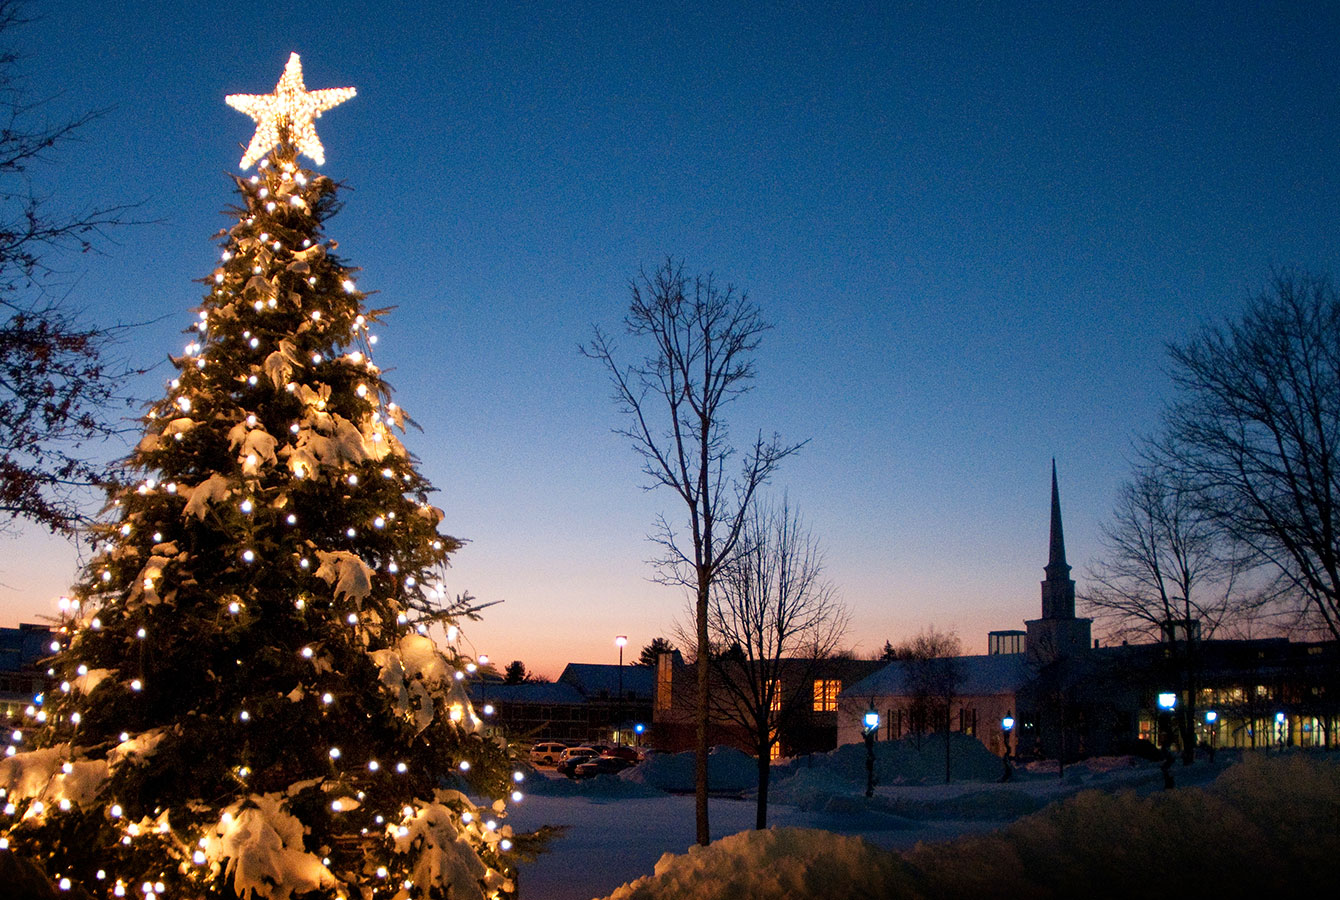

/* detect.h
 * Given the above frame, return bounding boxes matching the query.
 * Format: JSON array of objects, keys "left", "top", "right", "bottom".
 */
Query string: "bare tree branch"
[
  {"left": 1157, "top": 271, "right": 1340, "bottom": 640},
  {"left": 0, "top": 2, "right": 147, "bottom": 533}
]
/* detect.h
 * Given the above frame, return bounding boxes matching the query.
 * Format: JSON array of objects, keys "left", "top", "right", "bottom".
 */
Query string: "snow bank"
[
  {"left": 604, "top": 827, "right": 911, "bottom": 899},
  {"left": 621, "top": 747, "right": 757, "bottom": 793},
  {"left": 597, "top": 753, "right": 1339, "bottom": 899},
  {"left": 616, "top": 735, "right": 1005, "bottom": 799},
  {"left": 525, "top": 772, "right": 664, "bottom": 800},
  {"left": 770, "top": 732, "right": 1006, "bottom": 802}
]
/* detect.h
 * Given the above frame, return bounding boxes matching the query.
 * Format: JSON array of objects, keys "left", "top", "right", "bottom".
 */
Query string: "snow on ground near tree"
[
  {"left": 508, "top": 738, "right": 1284, "bottom": 900},
  {"left": 599, "top": 753, "right": 1338, "bottom": 899}
]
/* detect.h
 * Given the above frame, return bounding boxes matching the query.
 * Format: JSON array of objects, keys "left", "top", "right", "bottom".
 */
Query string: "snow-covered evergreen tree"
[{"left": 0, "top": 54, "right": 527, "bottom": 899}]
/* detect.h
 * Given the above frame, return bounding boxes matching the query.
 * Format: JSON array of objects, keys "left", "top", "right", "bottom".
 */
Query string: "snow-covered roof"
[
  {"left": 841, "top": 653, "right": 1031, "bottom": 700},
  {"left": 558, "top": 663, "right": 655, "bottom": 699}
]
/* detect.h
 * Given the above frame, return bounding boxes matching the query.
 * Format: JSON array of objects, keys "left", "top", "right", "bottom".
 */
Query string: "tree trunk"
[
  {"left": 755, "top": 736, "right": 771, "bottom": 829},
  {"left": 695, "top": 579, "right": 711, "bottom": 846},
  {"left": 943, "top": 705, "right": 952, "bottom": 785}
]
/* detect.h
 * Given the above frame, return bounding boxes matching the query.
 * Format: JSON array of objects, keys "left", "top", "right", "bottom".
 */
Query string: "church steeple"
[{"left": 1040, "top": 459, "right": 1076, "bottom": 619}]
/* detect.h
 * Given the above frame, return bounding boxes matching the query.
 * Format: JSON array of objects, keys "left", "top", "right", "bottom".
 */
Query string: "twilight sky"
[{"left": 2, "top": 1, "right": 1339, "bottom": 678}]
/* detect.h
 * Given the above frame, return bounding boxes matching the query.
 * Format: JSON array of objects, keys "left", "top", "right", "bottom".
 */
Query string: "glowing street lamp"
[{"left": 863, "top": 706, "right": 880, "bottom": 798}]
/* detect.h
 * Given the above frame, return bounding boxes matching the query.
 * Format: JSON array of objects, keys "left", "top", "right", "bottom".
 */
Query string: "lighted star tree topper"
[
  {"left": 226, "top": 52, "right": 356, "bottom": 169},
  {"left": 0, "top": 54, "right": 534, "bottom": 899}
]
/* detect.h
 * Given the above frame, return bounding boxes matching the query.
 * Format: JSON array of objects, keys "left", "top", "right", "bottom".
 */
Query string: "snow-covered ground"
[{"left": 503, "top": 738, "right": 1287, "bottom": 900}]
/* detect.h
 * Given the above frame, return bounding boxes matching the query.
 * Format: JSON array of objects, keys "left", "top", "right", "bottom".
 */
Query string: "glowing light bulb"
[
  {"left": 329, "top": 747, "right": 340, "bottom": 759},
  {"left": 130, "top": 679, "right": 142, "bottom": 691},
  {"left": 301, "top": 646, "right": 313, "bottom": 658},
  {"left": 242, "top": 550, "right": 256, "bottom": 563},
  {"left": 322, "top": 692, "right": 334, "bottom": 705}
]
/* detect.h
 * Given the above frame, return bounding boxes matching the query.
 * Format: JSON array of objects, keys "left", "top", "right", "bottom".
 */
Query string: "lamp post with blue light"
[
  {"left": 1000, "top": 712, "right": 1016, "bottom": 782},
  {"left": 1275, "top": 711, "right": 1287, "bottom": 751},
  {"left": 1157, "top": 692, "right": 1177, "bottom": 789},
  {"left": 1204, "top": 710, "right": 1218, "bottom": 762},
  {"left": 863, "top": 707, "right": 880, "bottom": 798}
]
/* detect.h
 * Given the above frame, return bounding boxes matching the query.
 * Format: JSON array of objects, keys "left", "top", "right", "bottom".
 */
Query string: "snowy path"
[{"left": 508, "top": 788, "right": 1036, "bottom": 899}]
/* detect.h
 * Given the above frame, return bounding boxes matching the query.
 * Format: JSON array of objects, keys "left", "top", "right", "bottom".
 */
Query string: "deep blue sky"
[{"left": 2, "top": 1, "right": 1338, "bottom": 676}]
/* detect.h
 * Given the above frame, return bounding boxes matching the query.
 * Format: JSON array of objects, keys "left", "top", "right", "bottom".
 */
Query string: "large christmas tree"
[{"left": 0, "top": 54, "right": 526, "bottom": 899}]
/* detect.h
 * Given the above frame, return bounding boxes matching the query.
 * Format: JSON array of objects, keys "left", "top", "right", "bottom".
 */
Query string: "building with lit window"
[
  {"left": 837, "top": 466, "right": 1340, "bottom": 759},
  {"left": 1, "top": 624, "right": 53, "bottom": 731},
  {"left": 649, "top": 653, "right": 885, "bottom": 755},
  {"left": 466, "top": 661, "right": 655, "bottom": 745}
]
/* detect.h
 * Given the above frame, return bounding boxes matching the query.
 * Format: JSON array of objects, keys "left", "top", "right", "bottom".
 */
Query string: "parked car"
[
  {"left": 603, "top": 745, "right": 641, "bottom": 763},
  {"left": 573, "top": 755, "right": 634, "bottom": 778},
  {"left": 556, "top": 747, "right": 600, "bottom": 777},
  {"left": 529, "top": 742, "right": 569, "bottom": 767}
]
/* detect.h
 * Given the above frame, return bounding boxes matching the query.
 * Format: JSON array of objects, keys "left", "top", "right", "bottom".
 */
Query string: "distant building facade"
[
  {"left": 468, "top": 662, "right": 655, "bottom": 745},
  {"left": 1, "top": 623, "right": 53, "bottom": 728},
  {"left": 651, "top": 652, "right": 885, "bottom": 757},
  {"left": 839, "top": 463, "right": 1340, "bottom": 759}
]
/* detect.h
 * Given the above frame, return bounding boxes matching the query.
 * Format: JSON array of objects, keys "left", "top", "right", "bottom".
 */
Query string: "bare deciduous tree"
[
  {"left": 0, "top": 1, "right": 143, "bottom": 533},
  {"left": 1082, "top": 465, "right": 1251, "bottom": 762},
  {"left": 701, "top": 498, "right": 847, "bottom": 829},
  {"left": 584, "top": 259, "right": 802, "bottom": 844},
  {"left": 1159, "top": 271, "right": 1340, "bottom": 641},
  {"left": 893, "top": 627, "right": 962, "bottom": 783}
]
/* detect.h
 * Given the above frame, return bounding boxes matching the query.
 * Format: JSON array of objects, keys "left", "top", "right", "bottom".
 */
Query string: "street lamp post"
[
  {"left": 1001, "top": 712, "right": 1015, "bottom": 782},
  {"left": 1204, "top": 710, "right": 1218, "bottom": 762},
  {"left": 863, "top": 707, "right": 880, "bottom": 798},
  {"left": 1275, "top": 711, "right": 1287, "bottom": 751},
  {"left": 615, "top": 635, "right": 628, "bottom": 746},
  {"left": 1157, "top": 692, "right": 1177, "bottom": 789}
]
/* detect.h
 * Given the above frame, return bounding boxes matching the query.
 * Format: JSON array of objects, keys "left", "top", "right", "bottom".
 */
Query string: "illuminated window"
[
  {"left": 768, "top": 679, "right": 782, "bottom": 713},
  {"left": 812, "top": 679, "right": 841, "bottom": 712}
]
